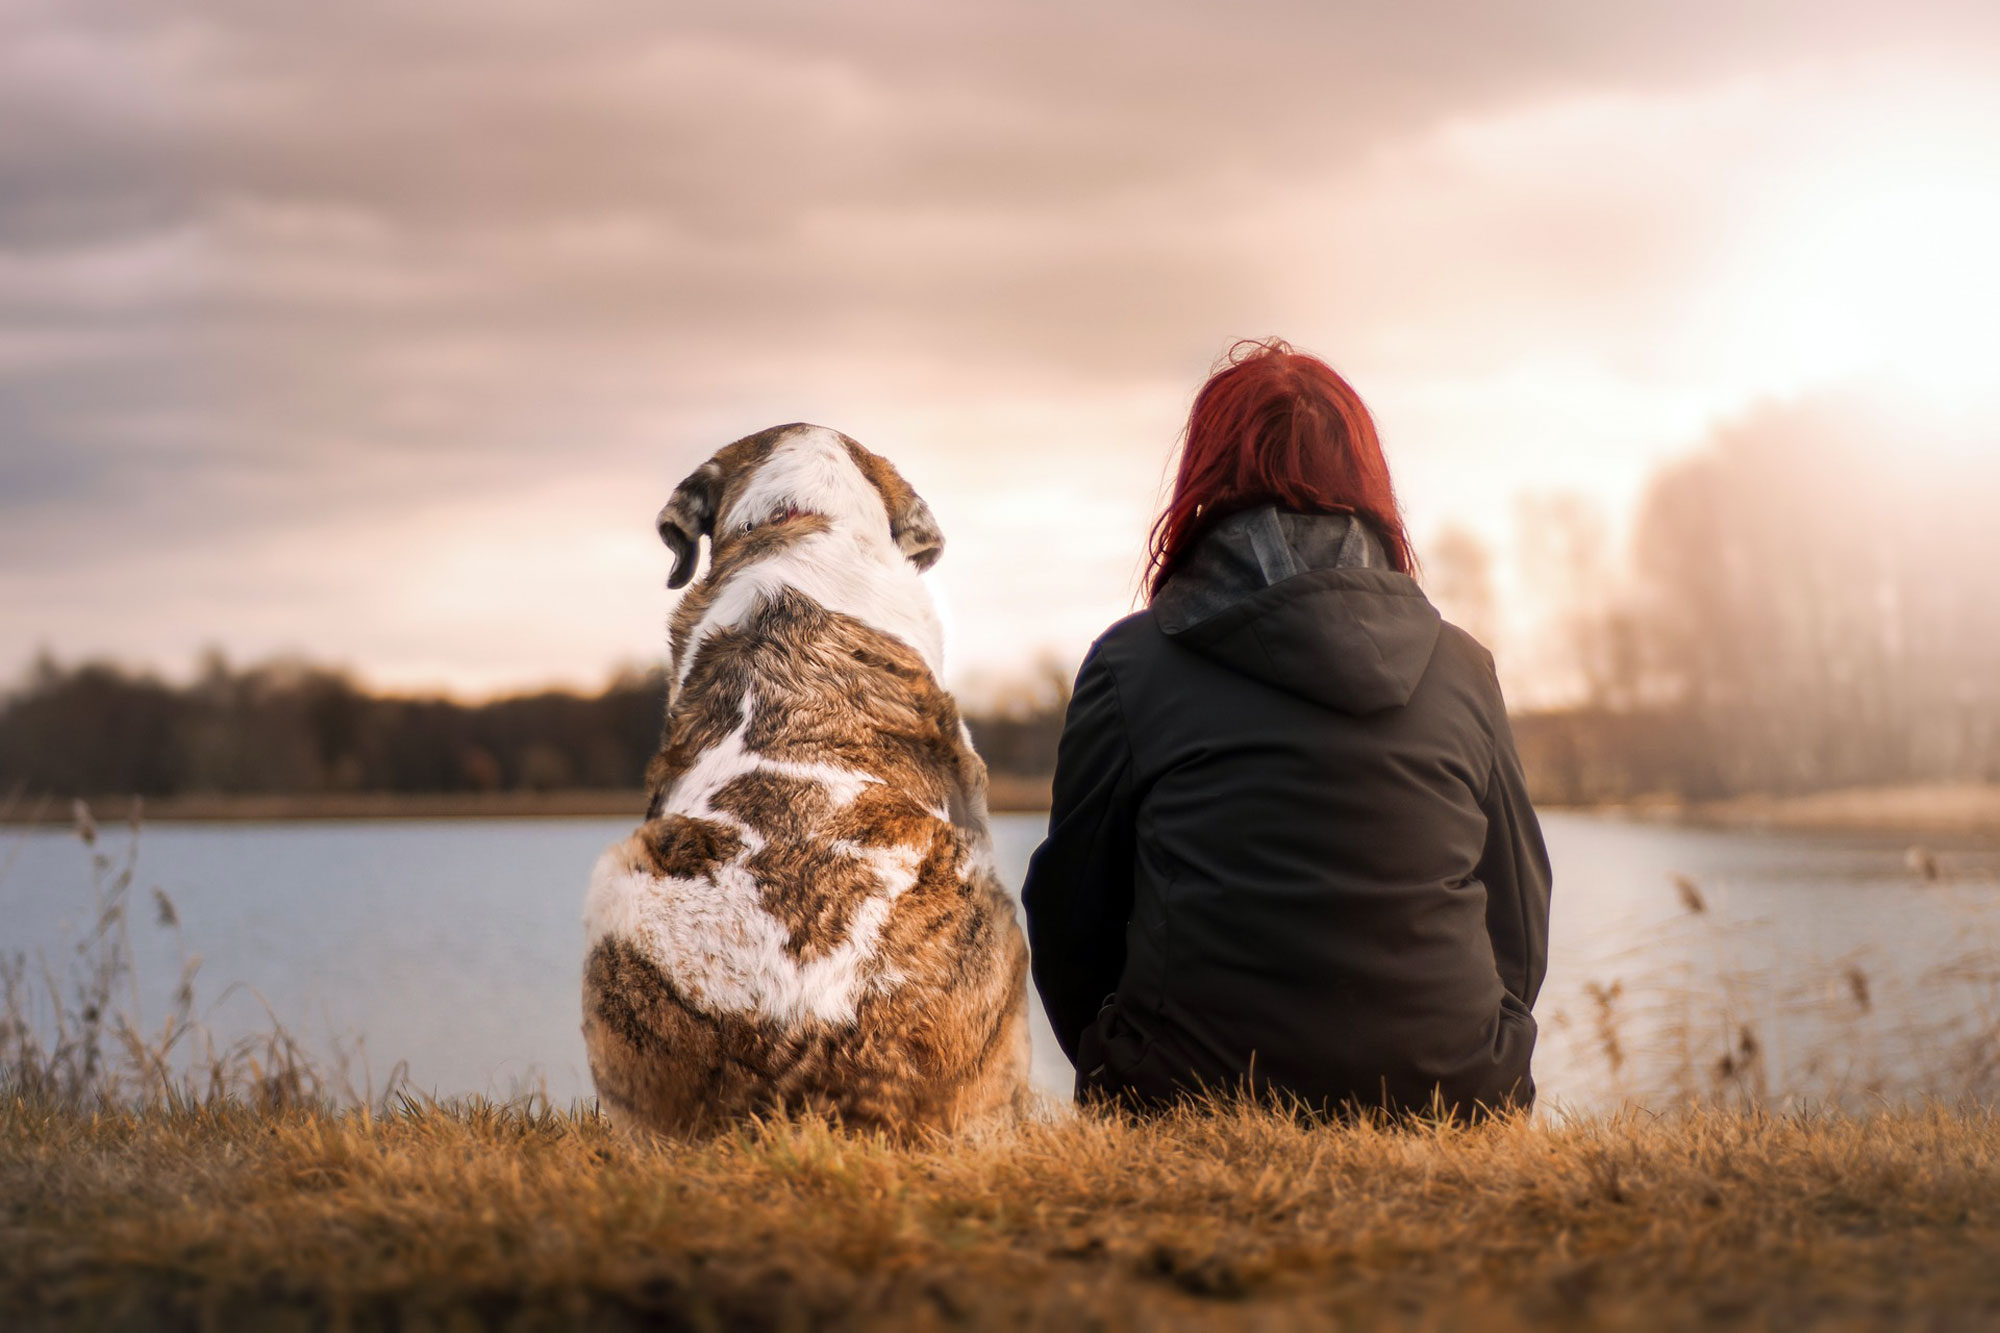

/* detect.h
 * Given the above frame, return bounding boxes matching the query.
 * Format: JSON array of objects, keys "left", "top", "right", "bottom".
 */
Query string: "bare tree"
[
  {"left": 1516, "top": 492, "right": 1642, "bottom": 710},
  {"left": 1629, "top": 397, "right": 2000, "bottom": 794},
  {"left": 1425, "top": 524, "right": 1500, "bottom": 654}
]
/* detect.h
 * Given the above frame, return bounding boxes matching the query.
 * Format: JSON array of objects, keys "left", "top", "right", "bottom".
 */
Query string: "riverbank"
[
  {"left": 6, "top": 780, "right": 1995, "bottom": 837},
  {"left": 1602, "top": 783, "right": 2000, "bottom": 842},
  {"left": 0, "top": 774, "right": 1058, "bottom": 824},
  {"left": 5, "top": 1096, "right": 1997, "bottom": 1330}
]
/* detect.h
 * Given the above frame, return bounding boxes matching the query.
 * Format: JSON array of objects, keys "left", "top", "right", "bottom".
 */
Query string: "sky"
[{"left": 4, "top": 0, "right": 1999, "bottom": 702}]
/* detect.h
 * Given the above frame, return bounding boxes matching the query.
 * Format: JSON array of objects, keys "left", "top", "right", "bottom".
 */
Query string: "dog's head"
[{"left": 655, "top": 424, "right": 943, "bottom": 590}]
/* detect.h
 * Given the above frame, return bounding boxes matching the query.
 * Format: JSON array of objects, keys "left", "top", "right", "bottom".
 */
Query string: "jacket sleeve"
[
  {"left": 1475, "top": 705, "right": 1553, "bottom": 1009},
  {"left": 1020, "top": 643, "right": 1141, "bottom": 1066}
]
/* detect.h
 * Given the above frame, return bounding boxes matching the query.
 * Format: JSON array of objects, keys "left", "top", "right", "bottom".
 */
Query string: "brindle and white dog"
[{"left": 582, "top": 423, "right": 1030, "bottom": 1136}]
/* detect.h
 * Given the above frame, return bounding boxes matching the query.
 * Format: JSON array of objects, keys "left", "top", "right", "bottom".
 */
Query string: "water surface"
[{"left": 4, "top": 812, "right": 1996, "bottom": 1112}]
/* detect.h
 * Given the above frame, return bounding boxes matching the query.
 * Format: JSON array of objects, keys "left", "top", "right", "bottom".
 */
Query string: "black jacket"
[{"left": 1021, "top": 506, "right": 1551, "bottom": 1117}]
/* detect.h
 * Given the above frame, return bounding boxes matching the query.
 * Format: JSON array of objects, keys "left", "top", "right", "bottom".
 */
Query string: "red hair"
[{"left": 1147, "top": 338, "right": 1413, "bottom": 598}]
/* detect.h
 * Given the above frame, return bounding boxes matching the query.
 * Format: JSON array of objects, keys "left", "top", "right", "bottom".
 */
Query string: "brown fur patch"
[
  {"left": 710, "top": 768, "right": 869, "bottom": 960},
  {"left": 636, "top": 814, "right": 745, "bottom": 881}
]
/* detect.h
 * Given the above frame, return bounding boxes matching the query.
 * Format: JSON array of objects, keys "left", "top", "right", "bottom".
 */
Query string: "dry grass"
[
  {"left": 4, "top": 1095, "right": 2000, "bottom": 1331},
  {"left": 7, "top": 798, "right": 2000, "bottom": 1330}
]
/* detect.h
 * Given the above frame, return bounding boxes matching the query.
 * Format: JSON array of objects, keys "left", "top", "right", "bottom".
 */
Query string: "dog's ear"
[
  {"left": 657, "top": 461, "right": 723, "bottom": 590},
  {"left": 841, "top": 437, "right": 944, "bottom": 571},
  {"left": 890, "top": 493, "right": 944, "bottom": 572}
]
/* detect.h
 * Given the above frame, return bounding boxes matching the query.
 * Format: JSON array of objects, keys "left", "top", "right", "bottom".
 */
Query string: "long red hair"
[{"left": 1147, "top": 338, "right": 1413, "bottom": 598}]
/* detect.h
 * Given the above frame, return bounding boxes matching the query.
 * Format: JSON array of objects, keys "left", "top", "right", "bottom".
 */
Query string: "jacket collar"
[{"left": 1154, "top": 506, "right": 1387, "bottom": 636}]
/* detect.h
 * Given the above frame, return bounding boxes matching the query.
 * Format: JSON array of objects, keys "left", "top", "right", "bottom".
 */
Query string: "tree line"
[
  {"left": 1492, "top": 397, "right": 2000, "bottom": 802},
  {"left": 0, "top": 652, "right": 1067, "bottom": 801}
]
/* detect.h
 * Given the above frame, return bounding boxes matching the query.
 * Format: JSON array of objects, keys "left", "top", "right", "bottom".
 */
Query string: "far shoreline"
[
  {"left": 1590, "top": 782, "right": 2000, "bottom": 843},
  {"left": 5, "top": 781, "right": 1996, "bottom": 842},
  {"left": 0, "top": 775, "right": 1060, "bottom": 826}
]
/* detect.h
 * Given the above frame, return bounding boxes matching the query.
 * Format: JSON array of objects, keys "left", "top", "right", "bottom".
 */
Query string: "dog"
[{"left": 582, "top": 423, "right": 1030, "bottom": 1136}]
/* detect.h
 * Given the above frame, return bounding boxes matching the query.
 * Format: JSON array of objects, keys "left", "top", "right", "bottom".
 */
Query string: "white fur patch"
[{"left": 584, "top": 693, "right": 929, "bottom": 1027}]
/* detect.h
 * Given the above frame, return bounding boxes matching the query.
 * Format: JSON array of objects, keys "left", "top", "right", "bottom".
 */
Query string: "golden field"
[
  {"left": 4, "top": 1093, "right": 1999, "bottom": 1332},
  {"left": 6, "top": 803, "right": 1999, "bottom": 1330}
]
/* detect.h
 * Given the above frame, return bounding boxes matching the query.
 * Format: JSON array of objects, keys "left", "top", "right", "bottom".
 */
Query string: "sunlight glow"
[{"left": 1744, "top": 170, "right": 2000, "bottom": 415}]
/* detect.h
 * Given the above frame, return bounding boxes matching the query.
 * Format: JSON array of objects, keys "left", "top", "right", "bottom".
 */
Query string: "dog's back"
[{"left": 583, "top": 425, "right": 1028, "bottom": 1135}]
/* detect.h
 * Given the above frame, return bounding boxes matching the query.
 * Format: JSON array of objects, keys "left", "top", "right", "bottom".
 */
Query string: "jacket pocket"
[{"left": 1075, "top": 996, "right": 1158, "bottom": 1105}]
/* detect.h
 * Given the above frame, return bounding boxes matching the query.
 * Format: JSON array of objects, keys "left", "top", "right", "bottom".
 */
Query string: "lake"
[{"left": 4, "top": 812, "right": 1998, "bottom": 1114}]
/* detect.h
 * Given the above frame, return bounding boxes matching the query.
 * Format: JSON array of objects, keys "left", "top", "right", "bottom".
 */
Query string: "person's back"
[{"left": 1021, "top": 340, "right": 1551, "bottom": 1118}]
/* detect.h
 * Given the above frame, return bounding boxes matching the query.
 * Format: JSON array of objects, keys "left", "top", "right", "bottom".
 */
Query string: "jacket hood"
[{"left": 1152, "top": 506, "right": 1442, "bottom": 713}]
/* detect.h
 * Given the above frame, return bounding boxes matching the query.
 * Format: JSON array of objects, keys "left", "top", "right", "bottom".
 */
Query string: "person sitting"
[{"left": 1022, "top": 338, "right": 1551, "bottom": 1119}]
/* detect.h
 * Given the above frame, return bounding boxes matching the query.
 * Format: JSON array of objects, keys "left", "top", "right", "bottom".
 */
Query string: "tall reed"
[{"left": 0, "top": 797, "right": 403, "bottom": 1110}]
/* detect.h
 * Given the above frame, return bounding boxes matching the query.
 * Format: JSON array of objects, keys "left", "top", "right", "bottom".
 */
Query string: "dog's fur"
[{"left": 582, "top": 423, "right": 1030, "bottom": 1136}]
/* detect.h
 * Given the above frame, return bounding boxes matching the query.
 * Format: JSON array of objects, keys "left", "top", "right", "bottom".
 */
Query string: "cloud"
[{"left": 4, "top": 0, "right": 1999, "bottom": 691}]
